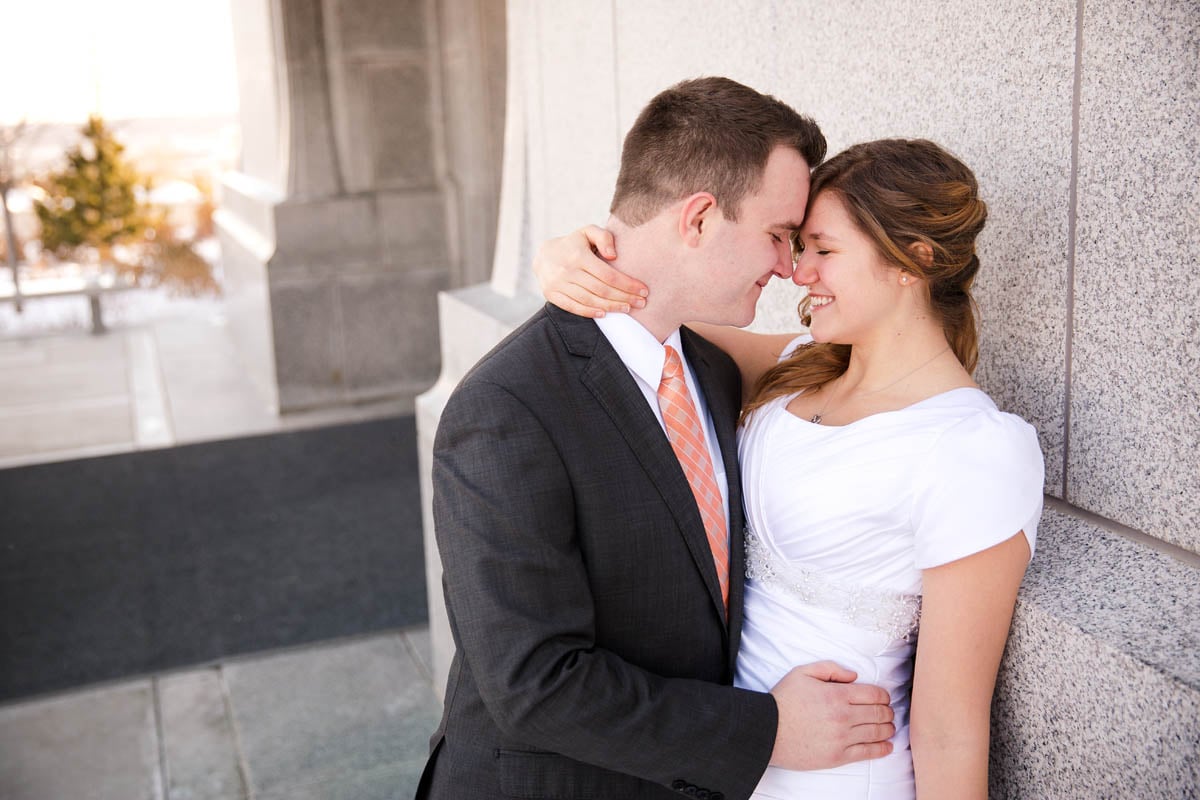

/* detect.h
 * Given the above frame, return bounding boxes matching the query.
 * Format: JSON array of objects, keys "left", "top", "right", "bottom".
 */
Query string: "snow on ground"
[{"left": 0, "top": 239, "right": 226, "bottom": 337}]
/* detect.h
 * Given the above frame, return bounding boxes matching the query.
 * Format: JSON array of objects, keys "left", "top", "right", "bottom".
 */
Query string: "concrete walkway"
[
  {"left": 0, "top": 292, "right": 413, "bottom": 468},
  {"left": 0, "top": 296, "right": 441, "bottom": 799},
  {"left": 0, "top": 628, "right": 439, "bottom": 800}
]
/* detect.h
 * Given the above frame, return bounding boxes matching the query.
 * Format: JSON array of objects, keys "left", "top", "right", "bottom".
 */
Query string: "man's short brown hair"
[{"left": 609, "top": 76, "right": 826, "bottom": 226}]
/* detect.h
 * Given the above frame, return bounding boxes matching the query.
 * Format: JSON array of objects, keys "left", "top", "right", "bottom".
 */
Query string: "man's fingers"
[
  {"left": 842, "top": 700, "right": 894, "bottom": 728},
  {"left": 849, "top": 721, "right": 896, "bottom": 743},
  {"left": 796, "top": 660, "right": 858, "bottom": 684},
  {"left": 844, "top": 683, "right": 892, "bottom": 706},
  {"left": 840, "top": 740, "right": 894, "bottom": 765}
]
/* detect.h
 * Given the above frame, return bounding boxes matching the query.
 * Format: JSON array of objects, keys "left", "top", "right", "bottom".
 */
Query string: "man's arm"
[{"left": 434, "top": 377, "right": 777, "bottom": 798}]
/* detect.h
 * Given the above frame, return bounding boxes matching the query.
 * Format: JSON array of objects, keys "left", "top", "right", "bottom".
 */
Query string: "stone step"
[{"left": 990, "top": 505, "right": 1200, "bottom": 798}]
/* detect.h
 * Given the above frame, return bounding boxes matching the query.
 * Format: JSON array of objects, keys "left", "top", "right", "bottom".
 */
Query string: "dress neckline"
[{"left": 780, "top": 385, "right": 988, "bottom": 429}]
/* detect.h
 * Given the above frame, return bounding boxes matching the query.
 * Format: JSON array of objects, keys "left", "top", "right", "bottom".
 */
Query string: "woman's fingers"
[
  {"left": 546, "top": 290, "right": 607, "bottom": 319},
  {"left": 534, "top": 225, "right": 649, "bottom": 316},
  {"left": 574, "top": 267, "right": 645, "bottom": 308},
  {"left": 582, "top": 259, "right": 648, "bottom": 303},
  {"left": 579, "top": 224, "right": 617, "bottom": 259}
]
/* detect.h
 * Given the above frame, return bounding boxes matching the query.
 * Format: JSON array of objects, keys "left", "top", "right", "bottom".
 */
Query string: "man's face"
[{"left": 689, "top": 146, "right": 812, "bottom": 327}]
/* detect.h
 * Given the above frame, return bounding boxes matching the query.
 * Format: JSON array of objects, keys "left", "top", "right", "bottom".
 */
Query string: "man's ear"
[{"left": 678, "top": 192, "right": 718, "bottom": 247}]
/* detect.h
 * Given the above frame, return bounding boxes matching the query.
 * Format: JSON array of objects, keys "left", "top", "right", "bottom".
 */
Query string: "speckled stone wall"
[
  {"left": 1069, "top": 0, "right": 1200, "bottom": 553},
  {"left": 490, "top": 0, "right": 1200, "bottom": 554},
  {"left": 420, "top": 1, "right": 1200, "bottom": 795}
]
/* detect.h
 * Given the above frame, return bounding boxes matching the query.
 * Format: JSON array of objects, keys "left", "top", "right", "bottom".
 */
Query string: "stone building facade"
[{"left": 224, "top": 1, "right": 1199, "bottom": 796}]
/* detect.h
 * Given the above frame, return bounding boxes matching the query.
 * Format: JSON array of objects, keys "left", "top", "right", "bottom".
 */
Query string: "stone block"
[
  {"left": 1067, "top": 0, "right": 1200, "bottom": 552},
  {"left": 159, "top": 669, "right": 246, "bottom": 800},
  {"left": 0, "top": 682, "right": 161, "bottom": 800},
  {"left": 271, "top": 195, "right": 379, "bottom": 272},
  {"left": 990, "top": 507, "right": 1200, "bottom": 797},
  {"left": 215, "top": 211, "right": 279, "bottom": 414},
  {"left": 367, "top": 63, "right": 437, "bottom": 188},
  {"left": 328, "top": 0, "right": 425, "bottom": 52},
  {"left": 532, "top": 3, "right": 621, "bottom": 239},
  {"left": 437, "top": 0, "right": 507, "bottom": 287},
  {"left": 223, "top": 634, "right": 441, "bottom": 799},
  {"left": 270, "top": 278, "right": 344, "bottom": 411},
  {"left": 339, "top": 270, "right": 447, "bottom": 397},
  {"left": 228, "top": 0, "right": 284, "bottom": 190},
  {"left": 378, "top": 190, "right": 450, "bottom": 268}
]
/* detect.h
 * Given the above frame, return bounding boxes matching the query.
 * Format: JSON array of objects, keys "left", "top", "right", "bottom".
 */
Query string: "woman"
[{"left": 534, "top": 139, "right": 1044, "bottom": 799}]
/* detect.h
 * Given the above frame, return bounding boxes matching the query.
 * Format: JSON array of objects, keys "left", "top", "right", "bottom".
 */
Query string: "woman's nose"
[{"left": 792, "top": 253, "right": 816, "bottom": 286}]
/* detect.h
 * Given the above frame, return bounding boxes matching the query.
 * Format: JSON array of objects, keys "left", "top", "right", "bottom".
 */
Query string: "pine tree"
[{"left": 34, "top": 115, "right": 149, "bottom": 260}]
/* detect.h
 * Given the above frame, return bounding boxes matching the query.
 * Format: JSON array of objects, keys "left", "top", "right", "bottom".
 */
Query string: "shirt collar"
[{"left": 594, "top": 313, "right": 684, "bottom": 388}]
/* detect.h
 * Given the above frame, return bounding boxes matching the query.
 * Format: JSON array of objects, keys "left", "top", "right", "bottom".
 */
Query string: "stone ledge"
[{"left": 991, "top": 505, "right": 1200, "bottom": 798}]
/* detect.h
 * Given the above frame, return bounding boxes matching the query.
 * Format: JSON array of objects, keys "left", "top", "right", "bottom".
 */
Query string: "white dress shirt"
[{"left": 594, "top": 313, "right": 731, "bottom": 533}]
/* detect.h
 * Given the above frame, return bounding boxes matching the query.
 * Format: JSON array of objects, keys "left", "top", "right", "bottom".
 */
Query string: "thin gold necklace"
[{"left": 810, "top": 346, "right": 951, "bottom": 424}]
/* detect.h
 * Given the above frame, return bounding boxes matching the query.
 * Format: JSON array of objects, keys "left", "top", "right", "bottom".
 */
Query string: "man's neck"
[{"left": 606, "top": 215, "right": 683, "bottom": 343}]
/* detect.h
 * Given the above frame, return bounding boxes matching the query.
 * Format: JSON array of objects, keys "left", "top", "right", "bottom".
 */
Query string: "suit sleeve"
[{"left": 433, "top": 378, "right": 777, "bottom": 799}]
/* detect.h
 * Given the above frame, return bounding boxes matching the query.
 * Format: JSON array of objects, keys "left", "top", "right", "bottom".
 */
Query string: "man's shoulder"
[{"left": 457, "top": 304, "right": 594, "bottom": 392}]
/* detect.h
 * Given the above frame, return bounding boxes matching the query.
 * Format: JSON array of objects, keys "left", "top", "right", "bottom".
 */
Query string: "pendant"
[{"left": 810, "top": 414, "right": 822, "bottom": 424}]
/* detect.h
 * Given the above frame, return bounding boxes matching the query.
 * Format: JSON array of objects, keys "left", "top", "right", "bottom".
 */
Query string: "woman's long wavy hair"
[{"left": 741, "top": 138, "right": 988, "bottom": 423}]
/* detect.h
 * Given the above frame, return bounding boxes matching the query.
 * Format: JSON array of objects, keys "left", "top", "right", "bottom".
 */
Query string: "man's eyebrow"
[{"left": 774, "top": 220, "right": 805, "bottom": 231}]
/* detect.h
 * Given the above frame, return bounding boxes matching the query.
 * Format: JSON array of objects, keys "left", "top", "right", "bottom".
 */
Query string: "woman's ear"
[
  {"left": 908, "top": 240, "right": 934, "bottom": 269},
  {"left": 678, "top": 192, "right": 717, "bottom": 247}
]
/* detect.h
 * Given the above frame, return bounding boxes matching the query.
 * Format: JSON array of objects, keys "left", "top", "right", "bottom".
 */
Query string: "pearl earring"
[{"left": 900, "top": 275, "right": 909, "bottom": 284}]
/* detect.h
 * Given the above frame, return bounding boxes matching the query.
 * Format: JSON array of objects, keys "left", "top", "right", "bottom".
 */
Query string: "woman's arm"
[
  {"left": 684, "top": 322, "right": 799, "bottom": 399},
  {"left": 910, "top": 531, "right": 1031, "bottom": 799},
  {"left": 533, "top": 226, "right": 800, "bottom": 395}
]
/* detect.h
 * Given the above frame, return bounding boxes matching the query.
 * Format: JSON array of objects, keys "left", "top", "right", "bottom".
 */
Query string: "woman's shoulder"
[{"left": 920, "top": 389, "right": 1043, "bottom": 470}]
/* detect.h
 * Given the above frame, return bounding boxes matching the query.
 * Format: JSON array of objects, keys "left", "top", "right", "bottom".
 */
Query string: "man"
[{"left": 418, "top": 77, "right": 894, "bottom": 800}]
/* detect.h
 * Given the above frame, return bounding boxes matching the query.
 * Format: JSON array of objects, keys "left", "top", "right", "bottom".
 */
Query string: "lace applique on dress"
[{"left": 745, "top": 527, "right": 922, "bottom": 641}]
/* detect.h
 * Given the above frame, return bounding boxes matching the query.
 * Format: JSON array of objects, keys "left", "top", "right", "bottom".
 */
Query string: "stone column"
[{"left": 216, "top": 0, "right": 462, "bottom": 413}]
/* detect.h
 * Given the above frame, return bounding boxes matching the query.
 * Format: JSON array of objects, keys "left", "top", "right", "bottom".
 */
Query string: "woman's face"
[{"left": 791, "top": 191, "right": 906, "bottom": 346}]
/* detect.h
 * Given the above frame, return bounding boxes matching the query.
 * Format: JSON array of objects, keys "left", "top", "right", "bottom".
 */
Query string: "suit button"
[
  {"left": 696, "top": 790, "right": 710, "bottom": 799},
  {"left": 672, "top": 779, "right": 687, "bottom": 791}
]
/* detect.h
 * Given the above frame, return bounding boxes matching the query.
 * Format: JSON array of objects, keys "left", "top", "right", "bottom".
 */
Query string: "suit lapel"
[{"left": 548, "top": 307, "right": 730, "bottom": 628}]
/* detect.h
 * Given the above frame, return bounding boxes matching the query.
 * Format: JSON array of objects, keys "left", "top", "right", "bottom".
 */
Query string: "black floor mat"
[{"left": 0, "top": 416, "right": 427, "bottom": 702}]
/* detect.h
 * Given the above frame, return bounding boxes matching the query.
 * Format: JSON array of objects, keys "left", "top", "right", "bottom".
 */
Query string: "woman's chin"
[{"left": 807, "top": 326, "right": 834, "bottom": 343}]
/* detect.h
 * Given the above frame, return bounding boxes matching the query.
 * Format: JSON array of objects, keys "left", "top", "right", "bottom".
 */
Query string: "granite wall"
[{"left": 419, "top": 0, "right": 1200, "bottom": 796}]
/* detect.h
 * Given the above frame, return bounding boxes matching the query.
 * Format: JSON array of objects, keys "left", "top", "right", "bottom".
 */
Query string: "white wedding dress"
[{"left": 735, "top": 339, "right": 1044, "bottom": 800}]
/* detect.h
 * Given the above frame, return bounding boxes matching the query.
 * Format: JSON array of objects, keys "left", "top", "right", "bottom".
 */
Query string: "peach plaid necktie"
[{"left": 657, "top": 345, "right": 729, "bottom": 611}]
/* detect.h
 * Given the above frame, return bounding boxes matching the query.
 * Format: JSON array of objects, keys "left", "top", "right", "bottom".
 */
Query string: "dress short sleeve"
[
  {"left": 911, "top": 408, "right": 1045, "bottom": 569},
  {"left": 779, "top": 333, "right": 813, "bottom": 362}
]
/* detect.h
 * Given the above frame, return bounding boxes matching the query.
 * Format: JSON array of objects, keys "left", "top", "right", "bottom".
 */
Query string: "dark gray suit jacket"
[{"left": 417, "top": 305, "right": 777, "bottom": 800}]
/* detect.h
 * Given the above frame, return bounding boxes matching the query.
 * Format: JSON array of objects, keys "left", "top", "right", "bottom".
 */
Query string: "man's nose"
[{"left": 774, "top": 248, "right": 795, "bottom": 278}]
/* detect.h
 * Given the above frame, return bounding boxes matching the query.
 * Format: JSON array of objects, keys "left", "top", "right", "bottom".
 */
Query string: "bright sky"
[{"left": 0, "top": 0, "right": 239, "bottom": 124}]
